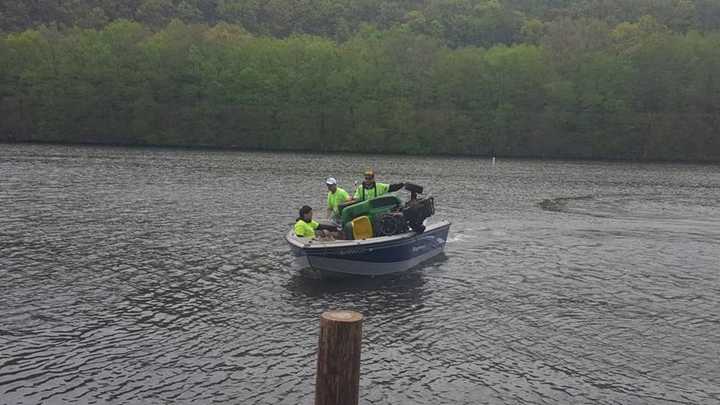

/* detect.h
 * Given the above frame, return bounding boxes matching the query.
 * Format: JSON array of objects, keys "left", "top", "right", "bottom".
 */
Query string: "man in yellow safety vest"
[
  {"left": 353, "top": 170, "right": 404, "bottom": 202},
  {"left": 325, "top": 177, "right": 349, "bottom": 224}
]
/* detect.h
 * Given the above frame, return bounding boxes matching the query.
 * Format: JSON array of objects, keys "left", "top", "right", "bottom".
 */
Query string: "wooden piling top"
[{"left": 321, "top": 310, "right": 363, "bottom": 323}]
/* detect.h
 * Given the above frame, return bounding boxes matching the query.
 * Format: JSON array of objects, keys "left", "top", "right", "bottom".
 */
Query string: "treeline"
[
  {"left": 3, "top": 1, "right": 720, "bottom": 46},
  {"left": 4, "top": 1, "right": 720, "bottom": 45},
  {"left": 2, "top": 18, "right": 719, "bottom": 160},
  {"left": 1, "top": 1, "right": 720, "bottom": 161}
]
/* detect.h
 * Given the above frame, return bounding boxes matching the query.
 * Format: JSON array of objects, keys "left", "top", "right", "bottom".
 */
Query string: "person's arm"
[
  {"left": 294, "top": 221, "right": 305, "bottom": 237},
  {"left": 340, "top": 189, "right": 350, "bottom": 203}
]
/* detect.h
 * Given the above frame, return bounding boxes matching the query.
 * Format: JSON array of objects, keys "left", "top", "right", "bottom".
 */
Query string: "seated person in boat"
[
  {"left": 295, "top": 205, "right": 341, "bottom": 239},
  {"left": 352, "top": 170, "right": 404, "bottom": 202},
  {"left": 325, "top": 177, "right": 349, "bottom": 225}
]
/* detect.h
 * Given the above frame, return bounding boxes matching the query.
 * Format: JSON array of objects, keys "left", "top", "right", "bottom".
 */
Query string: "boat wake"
[
  {"left": 538, "top": 193, "right": 720, "bottom": 234},
  {"left": 538, "top": 195, "right": 596, "bottom": 214}
]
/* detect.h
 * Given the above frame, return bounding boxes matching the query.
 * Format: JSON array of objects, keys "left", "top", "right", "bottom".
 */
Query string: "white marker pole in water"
[{"left": 492, "top": 156, "right": 496, "bottom": 166}]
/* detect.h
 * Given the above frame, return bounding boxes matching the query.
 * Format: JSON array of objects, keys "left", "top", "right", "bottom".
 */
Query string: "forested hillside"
[{"left": 2, "top": 1, "right": 720, "bottom": 160}]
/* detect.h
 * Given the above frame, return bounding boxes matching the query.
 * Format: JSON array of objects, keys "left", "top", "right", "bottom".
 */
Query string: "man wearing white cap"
[{"left": 326, "top": 177, "right": 349, "bottom": 225}]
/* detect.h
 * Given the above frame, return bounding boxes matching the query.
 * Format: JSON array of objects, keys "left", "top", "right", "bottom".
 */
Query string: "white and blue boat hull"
[{"left": 287, "top": 221, "right": 450, "bottom": 278}]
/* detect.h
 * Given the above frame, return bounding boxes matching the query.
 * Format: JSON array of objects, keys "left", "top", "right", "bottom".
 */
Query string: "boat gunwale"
[{"left": 285, "top": 220, "right": 451, "bottom": 251}]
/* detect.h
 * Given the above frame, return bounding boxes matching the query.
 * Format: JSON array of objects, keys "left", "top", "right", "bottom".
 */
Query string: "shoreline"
[{"left": 2, "top": 140, "right": 719, "bottom": 165}]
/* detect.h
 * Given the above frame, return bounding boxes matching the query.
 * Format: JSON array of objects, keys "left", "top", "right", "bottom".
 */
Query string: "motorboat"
[{"left": 286, "top": 183, "right": 450, "bottom": 278}]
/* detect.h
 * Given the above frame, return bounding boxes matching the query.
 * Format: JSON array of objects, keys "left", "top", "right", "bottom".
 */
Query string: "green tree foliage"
[
  {"left": 1, "top": 2, "right": 720, "bottom": 161},
  {"left": 4, "top": 1, "right": 720, "bottom": 41}
]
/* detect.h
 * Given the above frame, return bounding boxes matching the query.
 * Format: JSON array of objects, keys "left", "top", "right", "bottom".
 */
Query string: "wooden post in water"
[{"left": 315, "top": 310, "right": 363, "bottom": 405}]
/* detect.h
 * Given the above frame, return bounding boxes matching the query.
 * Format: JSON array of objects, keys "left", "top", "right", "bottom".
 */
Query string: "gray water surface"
[{"left": 1, "top": 144, "right": 719, "bottom": 404}]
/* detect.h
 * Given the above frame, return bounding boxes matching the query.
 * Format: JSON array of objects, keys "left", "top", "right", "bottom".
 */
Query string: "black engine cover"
[{"left": 402, "top": 197, "right": 434, "bottom": 233}]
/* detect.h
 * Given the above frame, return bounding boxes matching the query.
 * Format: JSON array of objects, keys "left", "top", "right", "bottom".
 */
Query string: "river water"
[{"left": 1, "top": 144, "right": 719, "bottom": 404}]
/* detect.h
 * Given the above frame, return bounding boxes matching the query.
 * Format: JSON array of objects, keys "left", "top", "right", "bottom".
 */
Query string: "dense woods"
[{"left": 1, "top": 1, "right": 720, "bottom": 160}]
